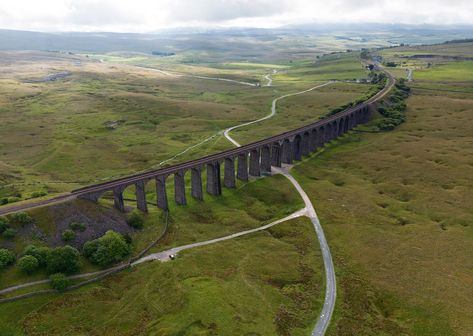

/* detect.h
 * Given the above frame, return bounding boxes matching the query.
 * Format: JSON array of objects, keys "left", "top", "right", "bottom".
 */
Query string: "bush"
[
  {"left": 9, "top": 212, "right": 34, "bottom": 226},
  {"left": 69, "top": 222, "right": 86, "bottom": 232},
  {"left": 2, "top": 228, "right": 16, "bottom": 239},
  {"left": 127, "top": 211, "right": 144, "bottom": 229},
  {"left": 31, "top": 191, "right": 47, "bottom": 198},
  {"left": 24, "top": 245, "right": 51, "bottom": 267},
  {"left": 18, "top": 255, "right": 39, "bottom": 274},
  {"left": 62, "top": 229, "right": 75, "bottom": 241},
  {"left": 49, "top": 273, "right": 69, "bottom": 291},
  {"left": 46, "top": 246, "right": 80, "bottom": 274},
  {"left": 0, "top": 217, "right": 8, "bottom": 233},
  {"left": 7, "top": 197, "right": 21, "bottom": 204},
  {"left": 83, "top": 230, "right": 131, "bottom": 267},
  {"left": 0, "top": 248, "right": 16, "bottom": 269}
]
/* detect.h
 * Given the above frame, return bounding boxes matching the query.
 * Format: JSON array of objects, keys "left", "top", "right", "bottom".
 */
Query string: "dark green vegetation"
[
  {"left": 0, "top": 248, "right": 15, "bottom": 269},
  {"left": 376, "top": 78, "right": 411, "bottom": 130},
  {"left": 288, "top": 42, "right": 473, "bottom": 335},
  {"left": 83, "top": 230, "right": 131, "bottom": 267},
  {"left": 49, "top": 273, "right": 69, "bottom": 291}
]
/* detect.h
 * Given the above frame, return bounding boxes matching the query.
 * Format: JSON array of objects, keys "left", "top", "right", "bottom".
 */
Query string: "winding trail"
[
  {"left": 223, "top": 81, "right": 333, "bottom": 147},
  {"left": 222, "top": 76, "right": 336, "bottom": 336}
]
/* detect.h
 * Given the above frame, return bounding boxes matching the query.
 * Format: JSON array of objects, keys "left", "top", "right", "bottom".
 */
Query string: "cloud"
[{"left": 0, "top": 0, "right": 472, "bottom": 32}]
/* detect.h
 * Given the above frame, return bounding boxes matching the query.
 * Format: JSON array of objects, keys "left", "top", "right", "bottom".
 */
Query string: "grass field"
[
  {"left": 0, "top": 50, "right": 372, "bottom": 202},
  {"left": 288, "top": 44, "right": 473, "bottom": 335}
]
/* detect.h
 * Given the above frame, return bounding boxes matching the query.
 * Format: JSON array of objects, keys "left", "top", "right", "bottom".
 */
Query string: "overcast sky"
[{"left": 1, "top": 0, "right": 472, "bottom": 33}]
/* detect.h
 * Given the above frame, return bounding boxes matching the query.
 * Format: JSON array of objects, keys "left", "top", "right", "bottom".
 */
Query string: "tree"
[
  {"left": 9, "top": 212, "right": 34, "bottom": 226},
  {"left": 18, "top": 255, "right": 39, "bottom": 274},
  {"left": 0, "top": 248, "right": 16, "bottom": 269},
  {"left": 46, "top": 246, "right": 80, "bottom": 274},
  {"left": 62, "top": 229, "right": 75, "bottom": 241},
  {"left": 49, "top": 273, "right": 69, "bottom": 291},
  {"left": 83, "top": 230, "right": 131, "bottom": 267},
  {"left": 127, "top": 211, "right": 144, "bottom": 229},
  {"left": 0, "top": 216, "right": 8, "bottom": 233},
  {"left": 23, "top": 245, "right": 51, "bottom": 267},
  {"left": 2, "top": 228, "right": 16, "bottom": 239}
]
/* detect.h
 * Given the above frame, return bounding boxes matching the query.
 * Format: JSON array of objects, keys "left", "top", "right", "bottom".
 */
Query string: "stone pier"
[
  {"left": 249, "top": 149, "right": 261, "bottom": 177},
  {"left": 174, "top": 171, "right": 187, "bottom": 205},
  {"left": 282, "top": 139, "right": 293, "bottom": 164},
  {"left": 260, "top": 145, "right": 271, "bottom": 173},
  {"left": 156, "top": 176, "right": 168, "bottom": 210},
  {"left": 191, "top": 167, "right": 203, "bottom": 200},
  {"left": 271, "top": 142, "right": 282, "bottom": 167},
  {"left": 113, "top": 187, "right": 125, "bottom": 212},
  {"left": 237, "top": 153, "right": 248, "bottom": 181},
  {"left": 224, "top": 157, "right": 236, "bottom": 188},
  {"left": 135, "top": 180, "right": 148, "bottom": 212},
  {"left": 207, "top": 162, "right": 222, "bottom": 195}
]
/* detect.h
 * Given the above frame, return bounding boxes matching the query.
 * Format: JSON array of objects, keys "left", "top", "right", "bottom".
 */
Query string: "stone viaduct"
[{"left": 73, "top": 103, "right": 375, "bottom": 212}]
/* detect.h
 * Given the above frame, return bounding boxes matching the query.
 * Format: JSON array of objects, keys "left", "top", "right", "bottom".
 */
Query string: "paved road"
[{"left": 223, "top": 75, "right": 336, "bottom": 335}]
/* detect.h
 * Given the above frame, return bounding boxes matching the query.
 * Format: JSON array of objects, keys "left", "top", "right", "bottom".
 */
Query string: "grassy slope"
[
  {"left": 289, "top": 55, "right": 473, "bottom": 335},
  {"left": 0, "top": 205, "right": 325, "bottom": 336}
]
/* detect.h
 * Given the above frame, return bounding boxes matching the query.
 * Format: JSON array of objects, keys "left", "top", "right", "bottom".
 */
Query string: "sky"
[{"left": 0, "top": 0, "right": 472, "bottom": 33}]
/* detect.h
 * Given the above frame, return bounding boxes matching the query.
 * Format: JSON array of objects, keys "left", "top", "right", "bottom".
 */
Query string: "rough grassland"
[
  {"left": 0, "top": 215, "right": 324, "bottom": 336},
  {"left": 291, "top": 67, "right": 473, "bottom": 334}
]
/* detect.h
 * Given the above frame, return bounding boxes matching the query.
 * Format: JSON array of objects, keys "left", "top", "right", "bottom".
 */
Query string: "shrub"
[
  {"left": 0, "top": 248, "right": 16, "bottom": 269},
  {"left": 62, "top": 229, "right": 75, "bottom": 241},
  {"left": 69, "top": 222, "right": 86, "bottom": 232},
  {"left": 7, "top": 197, "right": 21, "bottom": 204},
  {"left": 9, "top": 212, "right": 34, "bottom": 226},
  {"left": 0, "top": 217, "right": 8, "bottom": 233},
  {"left": 49, "top": 273, "right": 69, "bottom": 291},
  {"left": 18, "top": 255, "right": 39, "bottom": 273},
  {"left": 127, "top": 211, "right": 144, "bottom": 229},
  {"left": 83, "top": 230, "right": 131, "bottom": 267},
  {"left": 24, "top": 245, "right": 51, "bottom": 267},
  {"left": 2, "top": 228, "right": 16, "bottom": 239},
  {"left": 0, "top": 198, "right": 8, "bottom": 205},
  {"left": 46, "top": 246, "right": 80, "bottom": 274},
  {"left": 31, "top": 191, "right": 47, "bottom": 198}
]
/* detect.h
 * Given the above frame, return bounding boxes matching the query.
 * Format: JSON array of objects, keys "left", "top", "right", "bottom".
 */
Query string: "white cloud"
[{"left": 0, "top": 0, "right": 471, "bottom": 32}]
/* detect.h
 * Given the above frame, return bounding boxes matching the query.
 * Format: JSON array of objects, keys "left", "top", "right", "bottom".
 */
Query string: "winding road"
[{"left": 222, "top": 76, "right": 336, "bottom": 336}]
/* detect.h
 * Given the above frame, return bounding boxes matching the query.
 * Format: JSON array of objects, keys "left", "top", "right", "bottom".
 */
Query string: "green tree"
[
  {"left": 23, "top": 245, "right": 51, "bottom": 267},
  {"left": 0, "top": 248, "right": 16, "bottom": 269},
  {"left": 46, "top": 246, "right": 80, "bottom": 274},
  {"left": 18, "top": 255, "right": 39, "bottom": 274},
  {"left": 9, "top": 212, "right": 34, "bottom": 226},
  {"left": 62, "top": 229, "right": 75, "bottom": 241},
  {"left": 83, "top": 230, "right": 131, "bottom": 267},
  {"left": 0, "top": 216, "right": 8, "bottom": 233},
  {"left": 2, "top": 228, "right": 16, "bottom": 239},
  {"left": 49, "top": 273, "right": 69, "bottom": 291},
  {"left": 127, "top": 211, "right": 144, "bottom": 229}
]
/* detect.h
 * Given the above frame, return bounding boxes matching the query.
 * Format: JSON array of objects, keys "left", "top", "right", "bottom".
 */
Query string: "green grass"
[
  {"left": 0, "top": 216, "right": 324, "bottom": 336},
  {"left": 289, "top": 66, "right": 473, "bottom": 335}
]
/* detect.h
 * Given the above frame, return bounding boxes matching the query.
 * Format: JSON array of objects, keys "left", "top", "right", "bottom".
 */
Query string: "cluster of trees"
[
  {"left": 0, "top": 212, "right": 35, "bottom": 240},
  {"left": 376, "top": 79, "right": 411, "bottom": 131},
  {"left": 151, "top": 51, "right": 175, "bottom": 56},
  {"left": 324, "top": 72, "right": 387, "bottom": 118},
  {"left": 1, "top": 210, "right": 144, "bottom": 291}
]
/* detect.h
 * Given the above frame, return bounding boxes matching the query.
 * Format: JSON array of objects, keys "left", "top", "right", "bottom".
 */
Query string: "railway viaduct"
[{"left": 73, "top": 103, "right": 375, "bottom": 212}]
